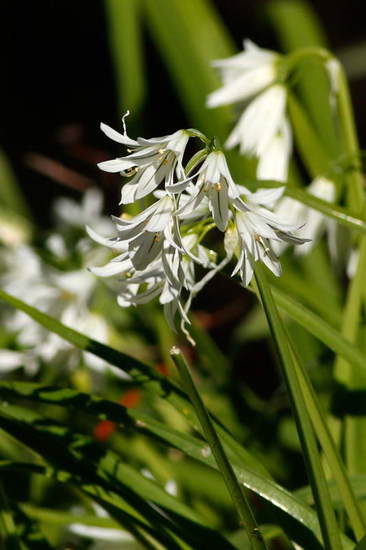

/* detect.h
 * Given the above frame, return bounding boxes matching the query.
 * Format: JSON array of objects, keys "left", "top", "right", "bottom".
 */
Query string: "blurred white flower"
[
  {"left": 347, "top": 247, "right": 358, "bottom": 279},
  {"left": 0, "top": 191, "right": 123, "bottom": 379},
  {"left": 207, "top": 39, "right": 279, "bottom": 107},
  {"left": 98, "top": 113, "right": 189, "bottom": 204},
  {"left": 69, "top": 504, "right": 141, "bottom": 549},
  {"left": 207, "top": 40, "right": 291, "bottom": 182},
  {"left": 272, "top": 177, "right": 336, "bottom": 256},
  {"left": 256, "top": 119, "right": 292, "bottom": 182}
]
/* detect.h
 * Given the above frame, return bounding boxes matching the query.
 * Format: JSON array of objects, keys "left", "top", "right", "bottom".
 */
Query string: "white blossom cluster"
[
  {"left": 89, "top": 110, "right": 309, "bottom": 341},
  {"left": 207, "top": 39, "right": 339, "bottom": 259},
  {"left": 0, "top": 190, "right": 122, "bottom": 379}
]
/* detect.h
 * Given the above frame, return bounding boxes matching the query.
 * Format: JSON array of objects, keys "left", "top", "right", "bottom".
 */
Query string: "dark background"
[{"left": 2, "top": 0, "right": 366, "bottom": 225}]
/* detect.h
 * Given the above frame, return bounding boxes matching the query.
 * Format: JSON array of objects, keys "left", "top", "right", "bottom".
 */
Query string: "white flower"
[
  {"left": 207, "top": 41, "right": 291, "bottom": 183},
  {"left": 207, "top": 39, "right": 279, "bottom": 107},
  {"left": 272, "top": 177, "right": 336, "bottom": 256},
  {"left": 174, "top": 150, "right": 239, "bottom": 231},
  {"left": 255, "top": 119, "right": 292, "bottom": 182},
  {"left": 98, "top": 114, "right": 189, "bottom": 204},
  {"left": 225, "top": 84, "right": 286, "bottom": 154},
  {"left": 231, "top": 187, "right": 308, "bottom": 285}
]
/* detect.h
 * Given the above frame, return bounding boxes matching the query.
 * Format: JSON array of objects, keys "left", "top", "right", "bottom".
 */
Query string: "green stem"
[
  {"left": 287, "top": 338, "right": 366, "bottom": 539},
  {"left": 254, "top": 265, "right": 342, "bottom": 550},
  {"left": 337, "top": 65, "right": 364, "bottom": 211},
  {"left": 334, "top": 59, "right": 366, "bottom": 480},
  {"left": 170, "top": 347, "right": 268, "bottom": 550}
]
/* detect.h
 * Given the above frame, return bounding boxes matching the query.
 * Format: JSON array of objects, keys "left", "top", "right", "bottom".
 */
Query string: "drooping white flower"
[
  {"left": 98, "top": 113, "right": 189, "bottom": 204},
  {"left": 272, "top": 177, "right": 336, "bottom": 256},
  {"left": 207, "top": 39, "right": 279, "bottom": 108},
  {"left": 174, "top": 150, "right": 239, "bottom": 231},
  {"left": 207, "top": 41, "right": 291, "bottom": 182},
  {"left": 231, "top": 186, "right": 309, "bottom": 285}
]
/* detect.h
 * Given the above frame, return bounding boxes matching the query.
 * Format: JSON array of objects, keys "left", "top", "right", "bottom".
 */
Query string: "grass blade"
[
  {"left": 170, "top": 347, "right": 268, "bottom": 550},
  {"left": 0, "top": 380, "right": 348, "bottom": 549},
  {"left": 254, "top": 264, "right": 343, "bottom": 550},
  {"left": 143, "top": 0, "right": 234, "bottom": 140},
  {"left": 288, "top": 337, "right": 366, "bottom": 539},
  {"left": 104, "top": 0, "right": 146, "bottom": 115}
]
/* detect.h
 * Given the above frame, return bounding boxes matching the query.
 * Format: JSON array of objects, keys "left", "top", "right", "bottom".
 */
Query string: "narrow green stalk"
[
  {"left": 334, "top": 61, "right": 366, "bottom": 478},
  {"left": 254, "top": 265, "right": 343, "bottom": 550},
  {"left": 170, "top": 347, "right": 268, "bottom": 550},
  {"left": 287, "top": 339, "right": 366, "bottom": 540},
  {"left": 337, "top": 65, "right": 364, "bottom": 211}
]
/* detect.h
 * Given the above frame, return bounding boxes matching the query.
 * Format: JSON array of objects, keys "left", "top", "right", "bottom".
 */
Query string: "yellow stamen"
[
  {"left": 124, "top": 166, "right": 138, "bottom": 176},
  {"left": 214, "top": 182, "right": 222, "bottom": 191}
]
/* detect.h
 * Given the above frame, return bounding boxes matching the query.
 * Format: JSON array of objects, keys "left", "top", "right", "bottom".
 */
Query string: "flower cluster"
[
  {"left": 207, "top": 39, "right": 291, "bottom": 182},
  {"left": 90, "top": 114, "right": 308, "bottom": 341},
  {"left": 0, "top": 189, "right": 123, "bottom": 381}
]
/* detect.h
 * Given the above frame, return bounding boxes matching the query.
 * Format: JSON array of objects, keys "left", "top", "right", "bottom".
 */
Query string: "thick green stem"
[
  {"left": 254, "top": 265, "right": 342, "bottom": 550},
  {"left": 170, "top": 347, "right": 268, "bottom": 550}
]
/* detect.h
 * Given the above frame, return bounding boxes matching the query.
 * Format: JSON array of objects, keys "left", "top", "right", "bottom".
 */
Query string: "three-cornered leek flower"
[
  {"left": 173, "top": 150, "right": 239, "bottom": 232},
  {"left": 90, "top": 119, "right": 310, "bottom": 340},
  {"left": 98, "top": 113, "right": 189, "bottom": 204},
  {"left": 207, "top": 40, "right": 292, "bottom": 183},
  {"left": 231, "top": 186, "right": 309, "bottom": 285}
]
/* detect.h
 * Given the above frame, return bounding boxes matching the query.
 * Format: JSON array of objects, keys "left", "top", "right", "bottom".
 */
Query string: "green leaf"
[
  {"left": 0, "top": 288, "right": 269, "bottom": 481},
  {"left": 0, "top": 380, "right": 349, "bottom": 549},
  {"left": 271, "top": 287, "right": 366, "bottom": 373},
  {"left": 104, "top": 0, "right": 146, "bottom": 115},
  {"left": 0, "top": 481, "right": 23, "bottom": 550},
  {"left": 266, "top": 0, "right": 338, "bottom": 157},
  {"left": 0, "top": 149, "right": 31, "bottom": 221},
  {"left": 19, "top": 504, "right": 120, "bottom": 529},
  {"left": 287, "top": 92, "right": 331, "bottom": 177},
  {"left": 143, "top": 0, "right": 234, "bottom": 141},
  {"left": 0, "top": 403, "right": 237, "bottom": 550},
  {"left": 254, "top": 265, "right": 344, "bottom": 550},
  {"left": 354, "top": 535, "right": 366, "bottom": 550}
]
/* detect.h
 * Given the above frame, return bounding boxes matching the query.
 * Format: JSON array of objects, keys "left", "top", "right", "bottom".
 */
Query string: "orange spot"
[
  {"left": 155, "top": 362, "right": 169, "bottom": 377},
  {"left": 93, "top": 388, "right": 142, "bottom": 442},
  {"left": 119, "top": 388, "right": 142, "bottom": 408},
  {"left": 93, "top": 420, "right": 117, "bottom": 442}
]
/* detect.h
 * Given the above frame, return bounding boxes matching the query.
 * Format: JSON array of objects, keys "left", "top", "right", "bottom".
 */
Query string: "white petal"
[
  {"left": 209, "top": 182, "right": 229, "bottom": 231},
  {"left": 100, "top": 122, "right": 138, "bottom": 146},
  {"left": 256, "top": 119, "right": 292, "bottom": 182},
  {"left": 97, "top": 158, "right": 136, "bottom": 173},
  {"left": 247, "top": 186, "right": 285, "bottom": 207},
  {"left": 144, "top": 197, "right": 174, "bottom": 232},
  {"left": 129, "top": 233, "right": 163, "bottom": 270},
  {"left": 207, "top": 65, "right": 276, "bottom": 108},
  {"left": 226, "top": 85, "right": 286, "bottom": 155}
]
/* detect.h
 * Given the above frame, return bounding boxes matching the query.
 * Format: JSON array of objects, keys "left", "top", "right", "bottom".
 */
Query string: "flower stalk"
[
  {"left": 254, "top": 264, "right": 343, "bottom": 550},
  {"left": 170, "top": 346, "right": 268, "bottom": 550}
]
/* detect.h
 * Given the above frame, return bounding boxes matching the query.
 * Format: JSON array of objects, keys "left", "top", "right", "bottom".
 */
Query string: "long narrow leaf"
[{"left": 0, "top": 380, "right": 353, "bottom": 550}]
